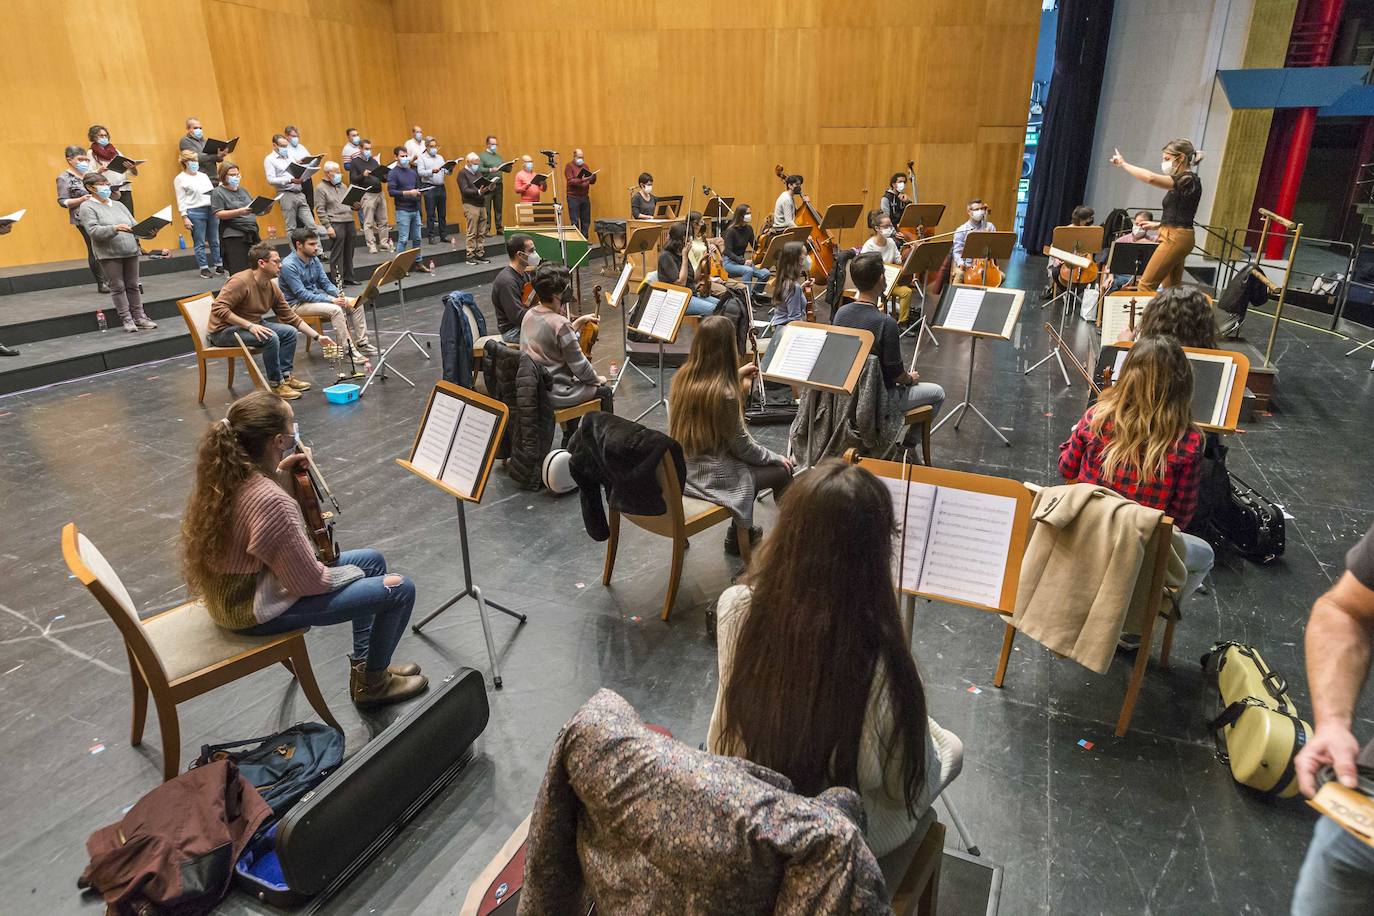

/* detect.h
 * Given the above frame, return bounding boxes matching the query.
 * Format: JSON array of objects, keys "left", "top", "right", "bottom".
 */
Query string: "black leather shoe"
[{"left": 0, "top": 343, "right": 20, "bottom": 357}]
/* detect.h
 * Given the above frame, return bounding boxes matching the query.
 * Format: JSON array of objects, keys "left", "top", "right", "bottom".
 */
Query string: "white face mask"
[
  {"left": 743, "top": 212, "right": 752, "bottom": 223},
  {"left": 643, "top": 184, "right": 653, "bottom": 194},
  {"left": 894, "top": 181, "right": 905, "bottom": 192},
  {"left": 1132, "top": 225, "right": 1147, "bottom": 238},
  {"left": 803, "top": 256, "right": 813, "bottom": 272},
  {"left": 1161, "top": 159, "right": 1175, "bottom": 175},
  {"left": 881, "top": 227, "right": 895, "bottom": 238},
  {"left": 970, "top": 209, "right": 986, "bottom": 222},
  {"left": 526, "top": 250, "right": 541, "bottom": 268}
]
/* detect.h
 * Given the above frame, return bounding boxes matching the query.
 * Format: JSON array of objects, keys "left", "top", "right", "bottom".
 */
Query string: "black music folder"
[
  {"left": 203, "top": 136, "right": 238, "bottom": 156},
  {"left": 249, "top": 195, "right": 280, "bottom": 216},
  {"left": 287, "top": 156, "right": 322, "bottom": 180},
  {"left": 932, "top": 285, "right": 1020, "bottom": 337},
  {"left": 532, "top": 173, "right": 549, "bottom": 188},
  {"left": 105, "top": 156, "right": 146, "bottom": 174},
  {"left": 1096, "top": 345, "right": 1237, "bottom": 427},
  {"left": 759, "top": 326, "right": 865, "bottom": 390},
  {"left": 341, "top": 186, "right": 366, "bottom": 206},
  {"left": 130, "top": 206, "right": 172, "bottom": 239},
  {"left": 371, "top": 162, "right": 393, "bottom": 182}
]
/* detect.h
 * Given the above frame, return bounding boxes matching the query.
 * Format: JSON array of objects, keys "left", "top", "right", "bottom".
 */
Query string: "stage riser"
[{"left": 0, "top": 223, "right": 469, "bottom": 298}]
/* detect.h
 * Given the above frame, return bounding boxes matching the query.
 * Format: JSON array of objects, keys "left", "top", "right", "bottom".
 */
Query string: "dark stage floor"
[{"left": 3, "top": 253, "right": 1371, "bottom": 914}]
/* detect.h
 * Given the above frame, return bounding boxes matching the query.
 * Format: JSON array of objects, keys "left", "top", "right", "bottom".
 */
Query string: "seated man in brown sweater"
[{"left": 208, "top": 241, "right": 333, "bottom": 400}]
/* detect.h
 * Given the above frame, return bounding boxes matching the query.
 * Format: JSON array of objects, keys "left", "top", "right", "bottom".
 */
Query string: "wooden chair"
[
  {"left": 515, "top": 202, "right": 558, "bottom": 226},
  {"left": 459, "top": 299, "right": 516, "bottom": 379},
  {"left": 176, "top": 292, "right": 245, "bottom": 403},
  {"left": 602, "top": 454, "right": 752, "bottom": 621},
  {"left": 554, "top": 399, "right": 601, "bottom": 428},
  {"left": 889, "top": 820, "right": 945, "bottom": 916},
  {"left": 993, "top": 502, "right": 1178, "bottom": 737},
  {"left": 903, "top": 404, "right": 934, "bottom": 466},
  {"left": 61, "top": 522, "right": 340, "bottom": 780},
  {"left": 299, "top": 313, "right": 323, "bottom": 353}
]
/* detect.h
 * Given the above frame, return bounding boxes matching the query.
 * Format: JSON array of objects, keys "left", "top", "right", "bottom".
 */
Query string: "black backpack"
[
  {"left": 192, "top": 723, "right": 344, "bottom": 817},
  {"left": 1190, "top": 436, "right": 1285, "bottom": 564}
]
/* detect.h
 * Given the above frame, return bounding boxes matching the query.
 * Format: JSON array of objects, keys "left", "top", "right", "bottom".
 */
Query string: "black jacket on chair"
[
  {"left": 439, "top": 291, "right": 486, "bottom": 389},
  {"left": 482, "top": 339, "right": 555, "bottom": 490},
  {"left": 567, "top": 412, "right": 686, "bottom": 541}
]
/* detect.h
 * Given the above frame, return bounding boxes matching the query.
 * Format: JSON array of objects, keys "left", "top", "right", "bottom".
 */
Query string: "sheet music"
[
  {"left": 942, "top": 287, "right": 985, "bottom": 331},
  {"left": 0, "top": 209, "right": 25, "bottom": 224},
  {"left": 881, "top": 477, "right": 937, "bottom": 590},
  {"left": 771, "top": 325, "right": 827, "bottom": 381},
  {"left": 440, "top": 405, "right": 497, "bottom": 497},
  {"left": 151, "top": 206, "right": 171, "bottom": 223},
  {"left": 918, "top": 488, "right": 1016, "bottom": 607},
  {"left": 635, "top": 287, "right": 685, "bottom": 339},
  {"left": 609, "top": 262, "right": 633, "bottom": 307},
  {"left": 410, "top": 393, "right": 463, "bottom": 479},
  {"left": 1100, "top": 294, "right": 1142, "bottom": 343},
  {"left": 1218, "top": 362, "right": 1237, "bottom": 426}
]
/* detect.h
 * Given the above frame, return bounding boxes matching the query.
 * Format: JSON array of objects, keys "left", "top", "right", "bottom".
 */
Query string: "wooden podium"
[{"left": 396, "top": 381, "right": 527, "bottom": 687}]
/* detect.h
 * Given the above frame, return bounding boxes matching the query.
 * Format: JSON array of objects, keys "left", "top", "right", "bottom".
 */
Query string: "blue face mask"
[
  {"left": 227, "top": 176, "right": 241, "bottom": 189},
  {"left": 277, "top": 146, "right": 289, "bottom": 158},
  {"left": 523, "top": 162, "right": 533, "bottom": 172},
  {"left": 488, "top": 144, "right": 497, "bottom": 153},
  {"left": 192, "top": 128, "right": 203, "bottom": 140},
  {"left": 399, "top": 156, "right": 410, "bottom": 167},
  {"left": 574, "top": 157, "right": 584, "bottom": 166},
  {"left": 348, "top": 136, "right": 359, "bottom": 147},
  {"left": 188, "top": 161, "right": 199, "bottom": 174},
  {"left": 96, "top": 137, "right": 110, "bottom": 146},
  {"left": 467, "top": 163, "right": 479, "bottom": 173},
  {"left": 75, "top": 160, "right": 90, "bottom": 173},
  {"left": 95, "top": 186, "right": 111, "bottom": 200},
  {"left": 330, "top": 174, "right": 342, "bottom": 185},
  {"left": 288, "top": 137, "right": 299, "bottom": 147}
]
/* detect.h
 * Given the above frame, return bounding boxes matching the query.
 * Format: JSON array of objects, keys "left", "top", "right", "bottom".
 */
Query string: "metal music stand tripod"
[
  {"left": 613, "top": 226, "right": 667, "bottom": 393},
  {"left": 1027, "top": 225, "right": 1104, "bottom": 384},
  {"left": 893, "top": 237, "right": 951, "bottom": 363},
  {"left": 359, "top": 247, "right": 427, "bottom": 396}
]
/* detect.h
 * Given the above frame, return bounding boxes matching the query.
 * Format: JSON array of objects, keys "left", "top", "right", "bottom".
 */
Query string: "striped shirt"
[{"left": 203, "top": 474, "right": 363, "bottom": 629}]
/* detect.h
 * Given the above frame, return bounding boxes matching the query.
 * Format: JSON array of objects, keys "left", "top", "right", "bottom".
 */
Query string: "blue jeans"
[
  {"left": 208, "top": 321, "right": 298, "bottom": 384},
  {"left": 687, "top": 294, "right": 718, "bottom": 317},
  {"left": 395, "top": 209, "right": 422, "bottom": 251},
  {"left": 1292, "top": 816, "right": 1374, "bottom": 915},
  {"left": 239, "top": 549, "right": 416, "bottom": 671},
  {"left": 186, "top": 206, "right": 221, "bottom": 270},
  {"left": 723, "top": 255, "right": 770, "bottom": 296}
]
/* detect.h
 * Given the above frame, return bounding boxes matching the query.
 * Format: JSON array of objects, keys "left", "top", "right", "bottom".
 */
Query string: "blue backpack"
[{"left": 192, "top": 723, "right": 344, "bottom": 817}]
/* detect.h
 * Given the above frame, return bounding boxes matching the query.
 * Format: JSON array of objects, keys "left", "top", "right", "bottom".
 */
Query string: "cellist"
[
  {"left": 879, "top": 172, "right": 910, "bottom": 225},
  {"left": 951, "top": 199, "right": 997, "bottom": 280}
]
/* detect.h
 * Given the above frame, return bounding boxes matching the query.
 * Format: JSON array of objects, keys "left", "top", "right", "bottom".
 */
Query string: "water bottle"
[
  {"left": 96, "top": 309, "right": 107, "bottom": 331},
  {"left": 608, "top": 360, "right": 619, "bottom": 379},
  {"left": 178, "top": 234, "right": 187, "bottom": 250}
]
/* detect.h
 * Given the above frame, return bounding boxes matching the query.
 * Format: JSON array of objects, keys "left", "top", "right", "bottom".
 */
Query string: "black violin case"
[{"left": 235, "top": 667, "right": 490, "bottom": 908}]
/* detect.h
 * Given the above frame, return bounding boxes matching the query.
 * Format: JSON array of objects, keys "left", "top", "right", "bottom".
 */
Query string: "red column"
[{"left": 1265, "top": 0, "right": 1345, "bottom": 257}]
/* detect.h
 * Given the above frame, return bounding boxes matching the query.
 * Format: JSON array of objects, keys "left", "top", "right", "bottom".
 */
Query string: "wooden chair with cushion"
[
  {"left": 459, "top": 298, "right": 515, "bottom": 379},
  {"left": 61, "top": 522, "right": 340, "bottom": 780},
  {"left": 176, "top": 292, "right": 247, "bottom": 403},
  {"left": 993, "top": 494, "right": 1179, "bottom": 737},
  {"left": 602, "top": 454, "right": 751, "bottom": 621}
]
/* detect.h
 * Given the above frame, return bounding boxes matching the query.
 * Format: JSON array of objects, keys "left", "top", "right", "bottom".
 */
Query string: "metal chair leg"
[{"left": 940, "top": 793, "right": 980, "bottom": 857}]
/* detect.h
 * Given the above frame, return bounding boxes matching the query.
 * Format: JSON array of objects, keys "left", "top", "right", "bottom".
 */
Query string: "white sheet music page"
[
  {"left": 636, "top": 288, "right": 670, "bottom": 337},
  {"left": 942, "top": 287, "right": 985, "bottom": 332},
  {"left": 880, "top": 477, "right": 938, "bottom": 591},
  {"left": 651, "top": 287, "right": 688, "bottom": 338},
  {"left": 411, "top": 393, "right": 463, "bottom": 480},
  {"left": 609, "top": 262, "right": 633, "bottom": 307},
  {"left": 440, "top": 405, "right": 497, "bottom": 497},
  {"left": 918, "top": 488, "right": 1017, "bottom": 607},
  {"left": 772, "top": 325, "right": 827, "bottom": 381}
]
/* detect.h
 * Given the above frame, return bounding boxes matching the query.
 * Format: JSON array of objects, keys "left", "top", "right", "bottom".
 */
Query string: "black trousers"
[
  {"left": 114, "top": 187, "right": 135, "bottom": 218},
  {"left": 301, "top": 179, "right": 314, "bottom": 215},
  {"left": 75, "top": 223, "right": 105, "bottom": 284},
  {"left": 425, "top": 185, "right": 448, "bottom": 240},
  {"left": 486, "top": 180, "right": 503, "bottom": 232},
  {"left": 220, "top": 230, "right": 260, "bottom": 276},
  {"left": 329, "top": 220, "right": 358, "bottom": 283},
  {"left": 568, "top": 196, "right": 591, "bottom": 238}
]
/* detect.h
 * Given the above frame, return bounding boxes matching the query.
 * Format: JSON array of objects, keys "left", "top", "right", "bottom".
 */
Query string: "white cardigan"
[
  {"left": 173, "top": 171, "right": 213, "bottom": 216},
  {"left": 707, "top": 584, "right": 945, "bottom": 856}
]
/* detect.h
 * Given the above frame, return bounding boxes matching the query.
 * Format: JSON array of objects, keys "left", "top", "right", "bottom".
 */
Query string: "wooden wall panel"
[
  {"left": 1, "top": 0, "right": 1037, "bottom": 268},
  {"left": 396, "top": 0, "right": 1040, "bottom": 237}
]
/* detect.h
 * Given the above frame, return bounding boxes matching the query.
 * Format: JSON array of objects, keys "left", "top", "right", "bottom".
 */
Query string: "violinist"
[
  {"left": 951, "top": 199, "right": 996, "bottom": 278},
  {"left": 879, "top": 172, "right": 910, "bottom": 225},
  {"left": 181, "top": 391, "right": 427, "bottom": 708},
  {"left": 688, "top": 211, "right": 737, "bottom": 299},
  {"left": 722, "top": 204, "right": 771, "bottom": 299},
  {"left": 860, "top": 210, "right": 914, "bottom": 323},
  {"left": 1044, "top": 205, "right": 1095, "bottom": 299},
  {"left": 658, "top": 222, "right": 719, "bottom": 317},
  {"left": 520, "top": 263, "right": 612, "bottom": 444},
  {"left": 765, "top": 241, "right": 810, "bottom": 328},
  {"left": 772, "top": 173, "right": 805, "bottom": 229},
  {"left": 630, "top": 172, "right": 658, "bottom": 219}
]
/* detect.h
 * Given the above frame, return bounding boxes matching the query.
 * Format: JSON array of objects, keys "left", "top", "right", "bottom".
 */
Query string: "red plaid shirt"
[{"left": 1058, "top": 408, "right": 1203, "bottom": 529}]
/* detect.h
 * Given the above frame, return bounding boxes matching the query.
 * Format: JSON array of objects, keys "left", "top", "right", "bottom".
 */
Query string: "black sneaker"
[
  {"left": 724, "top": 525, "right": 763, "bottom": 556},
  {"left": 213, "top": 264, "right": 226, "bottom": 275},
  {"left": 476, "top": 254, "right": 491, "bottom": 264},
  {"left": 199, "top": 267, "right": 213, "bottom": 279}
]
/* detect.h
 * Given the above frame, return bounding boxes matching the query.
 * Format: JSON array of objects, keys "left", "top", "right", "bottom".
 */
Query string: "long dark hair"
[
  {"left": 1138, "top": 286, "right": 1217, "bottom": 349},
  {"left": 665, "top": 221, "right": 687, "bottom": 254},
  {"left": 729, "top": 204, "right": 750, "bottom": 228},
  {"left": 771, "top": 240, "right": 807, "bottom": 302},
  {"left": 716, "top": 459, "right": 930, "bottom": 814}
]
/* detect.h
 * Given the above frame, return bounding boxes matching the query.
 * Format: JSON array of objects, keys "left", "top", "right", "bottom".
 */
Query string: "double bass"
[{"left": 773, "top": 164, "right": 836, "bottom": 284}]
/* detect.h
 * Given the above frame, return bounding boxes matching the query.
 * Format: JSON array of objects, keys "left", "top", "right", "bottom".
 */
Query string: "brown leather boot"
[
  {"left": 352, "top": 667, "right": 428, "bottom": 708},
  {"left": 349, "top": 658, "right": 422, "bottom": 699}
]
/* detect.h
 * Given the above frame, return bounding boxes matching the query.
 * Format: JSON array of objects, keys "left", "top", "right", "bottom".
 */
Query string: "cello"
[
  {"left": 960, "top": 206, "right": 1004, "bottom": 288},
  {"left": 773, "top": 164, "right": 836, "bottom": 284}
]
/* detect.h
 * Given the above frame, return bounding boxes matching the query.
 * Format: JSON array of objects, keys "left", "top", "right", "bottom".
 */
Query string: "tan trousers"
[
  {"left": 294, "top": 298, "right": 369, "bottom": 345},
  {"left": 463, "top": 202, "right": 487, "bottom": 258},
  {"left": 360, "top": 192, "right": 391, "bottom": 250},
  {"left": 1137, "top": 225, "right": 1193, "bottom": 292}
]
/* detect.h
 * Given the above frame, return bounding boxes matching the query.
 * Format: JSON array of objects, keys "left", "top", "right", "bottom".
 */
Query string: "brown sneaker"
[
  {"left": 352, "top": 668, "right": 428, "bottom": 708},
  {"left": 270, "top": 382, "right": 302, "bottom": 400},
  {"left": 283, "top": 376, "right": 312, "bottom": 391}
]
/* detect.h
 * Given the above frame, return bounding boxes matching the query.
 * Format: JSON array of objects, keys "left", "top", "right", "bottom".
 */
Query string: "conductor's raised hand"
[{"left": 1110, "top": 148, "right": 1125, "bottom": 167}]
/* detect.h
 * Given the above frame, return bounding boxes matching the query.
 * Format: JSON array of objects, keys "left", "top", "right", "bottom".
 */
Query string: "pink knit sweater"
[{"left": 203, "top": 474, "right": 364, "bottom": 629}]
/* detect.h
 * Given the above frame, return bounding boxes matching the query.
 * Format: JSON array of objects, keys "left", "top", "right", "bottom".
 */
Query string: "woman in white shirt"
[
  {"left": 174, "top": 150, "right": 222, "bottom": 279},
  {"left": 859, "top": 209, "right": 914, "bottom": 323},
  {"left": 708, "top": 458, "right": 948, "bottom": 857}
]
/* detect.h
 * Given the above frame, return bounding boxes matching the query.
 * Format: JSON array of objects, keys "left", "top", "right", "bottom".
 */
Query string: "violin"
[
  {"left": 287, "top": 424, "right": 341, "bottom": 563},
  {"left": 773, "top": 164, "right": 836, "bottom": 284},
  {"left": 579, "top": 284, "right": 602, "bottom": 356}
]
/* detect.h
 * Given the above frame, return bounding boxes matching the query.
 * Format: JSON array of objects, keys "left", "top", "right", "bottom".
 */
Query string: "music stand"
[
  {"left": 897, "top": 203, "right": 946, "bottom": 236},
  {"left": 619, "top": 228, "right": 666, "bottom": 388},
  {"left": 1027, "top": 225, "right": 1104, "bottom": 384},
  {"left": 760, "top": 320, "right": 874, "bottom": 469},
  {"left": 758, "top": 226, "right": 811, "bottom": 271},
  {"left": 703, "top": 194, "right": 734, "bottom": 233},
  {"left": 820, "top": 203, "right": 864, "bottom": 250},
  {"left": 929, "top": 284, "right": 1024, "bottom": 446},
  {"left": 396, "top": 382, "right": 526, "bottom": 688},
  {"left": 1106, "top": 239, "right": 1158, "bottom": 291},
  {"left": 894, "top": 239, "right": 951, "bottom": 359},
  {"left": 629, "top": 282, "right": 692, "bottom": 422},
  {"left": 359, "top": 248, "right": 426, "bottom": 396}
]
